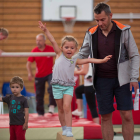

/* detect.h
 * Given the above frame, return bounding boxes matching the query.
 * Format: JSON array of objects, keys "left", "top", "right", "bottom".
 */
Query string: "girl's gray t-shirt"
[{"left": 51, "top": 53, "right": 77, "bottom": 86}]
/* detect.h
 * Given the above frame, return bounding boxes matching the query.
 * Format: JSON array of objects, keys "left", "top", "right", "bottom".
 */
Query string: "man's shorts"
[
  {"left": 95, "top": 77, "right": 133, "bottom": 115},
  {"left": 52, "top": 84, "right": 74, "bottom": 99}
]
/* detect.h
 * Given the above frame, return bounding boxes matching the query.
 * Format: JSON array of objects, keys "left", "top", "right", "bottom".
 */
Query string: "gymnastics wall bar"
[
  {"left": 112, "top": 13, "right": 140, "bottom": 22},
  {"left": 112, "top": 13, "right": 140, "bottom": 19},
  {"left": 0, "top": 52, "right": 56, "bottom": 57}
]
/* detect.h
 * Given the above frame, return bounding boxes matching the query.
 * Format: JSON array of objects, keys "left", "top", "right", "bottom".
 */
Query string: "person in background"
[
  {"left": 72, "top": 63, "right": 99, "bottom": 124},
  {"left": 74, "top": 2, "right": 139, "bottom": 140},
  {"left": 0, "top": 27, "right": 8, "bottom": 40},
  {"left": 0, "top": 27, "right": 9, "bottom": 55},
  {"left": 26, "top": 33, "right": 56, "bottom": 116},
  {"left": 0, "top": 76, "right": 29, "bottom": 140}
]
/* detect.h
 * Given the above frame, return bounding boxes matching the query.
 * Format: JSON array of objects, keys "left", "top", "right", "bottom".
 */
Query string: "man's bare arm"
[{"left": 26, "top": 61, "right": 34, "bottom": 81}]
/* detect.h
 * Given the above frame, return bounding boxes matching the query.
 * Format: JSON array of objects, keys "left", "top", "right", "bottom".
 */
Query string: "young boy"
[{"left": 0, "top": 76, "right": 29, "bottom": 140}]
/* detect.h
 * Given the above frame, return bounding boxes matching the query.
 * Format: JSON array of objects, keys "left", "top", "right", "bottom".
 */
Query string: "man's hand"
[
  {"left": 23, "top": 122, "right": 28, "bottom": 130},
  {"left": 28, "top": 73, "right": 34, "bottom": 81},
  {"left": 130, "top": 82, "right": 139, "bottom": 95}
]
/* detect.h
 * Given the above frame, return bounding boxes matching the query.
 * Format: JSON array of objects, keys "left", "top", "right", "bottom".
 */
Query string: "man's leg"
[
  {"left": 35, "top": 77, "right": 45, "bottom": 115},
  {"left": 46, "top": 74, "right": 56, "bottom": 113},
  {"left": 120, "top": 110, "right": 134, "bottom": 140},
  {"left": 101, "top": 113, "right": 114, "bottom": 140},
  {"left": 114, "top": 80, "right": 134, "bottom": 140},
  {"left": 95, "top": 77, "right": 116, "bottom": 140}
]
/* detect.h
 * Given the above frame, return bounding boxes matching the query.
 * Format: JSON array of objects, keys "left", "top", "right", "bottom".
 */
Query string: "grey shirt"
[{"left": 51, "top": 53, "right": 77, "bottom": 86}]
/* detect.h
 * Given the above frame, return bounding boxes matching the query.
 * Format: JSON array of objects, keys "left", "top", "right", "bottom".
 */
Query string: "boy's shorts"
[
  {"left": 52, "top": 84, "right": 74, "bottom": 99},
  {"left": 95, "top": 77, "right": 133, "bottom": 115},
  {"left": 10, "top": 125, "right": 26, "bottom": 140}
]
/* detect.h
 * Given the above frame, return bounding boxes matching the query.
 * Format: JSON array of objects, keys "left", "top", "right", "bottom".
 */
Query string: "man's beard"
[{"left": 37, "top": 45, "right": 43, "bottom": 48}]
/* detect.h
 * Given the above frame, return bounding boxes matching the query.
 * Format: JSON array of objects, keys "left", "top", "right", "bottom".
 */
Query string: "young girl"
[{"left": 38, "top": 21, "right": 112, "bottom": 137}]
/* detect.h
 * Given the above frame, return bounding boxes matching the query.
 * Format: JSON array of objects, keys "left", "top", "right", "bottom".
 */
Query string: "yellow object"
[{"left": 56, "top": 131, "right": 76, "bottom": 140}]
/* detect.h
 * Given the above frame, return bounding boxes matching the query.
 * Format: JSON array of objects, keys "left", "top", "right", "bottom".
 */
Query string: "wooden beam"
[{"left": 56, "top": 132, "right": 75, "bottom": 140}]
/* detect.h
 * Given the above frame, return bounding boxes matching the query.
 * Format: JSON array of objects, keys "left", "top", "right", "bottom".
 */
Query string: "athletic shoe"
[
  {"left": 48, "top": 105, "right": 54, "bottom": 114},
  {"left": 72, "top": 109, "right": 83, "bottom": 117}
]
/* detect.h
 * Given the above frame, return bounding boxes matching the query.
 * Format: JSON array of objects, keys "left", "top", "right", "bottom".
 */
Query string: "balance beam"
[
  {"left": 1, "top": 52, "right": 56, "bottom": 57},
  {"left": 56, "top": 132, "right": 75, "bottom": 140}
]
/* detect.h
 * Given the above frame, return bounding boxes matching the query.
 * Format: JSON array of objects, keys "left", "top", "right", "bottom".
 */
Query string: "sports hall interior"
[
  {"left": 0, "top": 0, "right": 140, "bottom": 140},
  {"left": 0, "top": 0, "right": 140, "bottom": 103}
]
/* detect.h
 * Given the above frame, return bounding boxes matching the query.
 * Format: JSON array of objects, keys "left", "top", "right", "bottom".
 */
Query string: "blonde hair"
[
  {"left": 10, "top": 76, "right": 24, "bottom": 88},
  {"left": 61, "top": 36, "right": 78, "bottom": 48},
  {"left": 0, "top": 27, "right": 9, "bottom": 37}
]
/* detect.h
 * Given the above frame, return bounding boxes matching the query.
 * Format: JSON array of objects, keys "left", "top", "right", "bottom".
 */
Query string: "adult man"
[
  {"left": 26, "top": 33, "right": 56, "bottom": 116},
  {"left": 74, "top": 3, "right": 139, "bottom": 140}
]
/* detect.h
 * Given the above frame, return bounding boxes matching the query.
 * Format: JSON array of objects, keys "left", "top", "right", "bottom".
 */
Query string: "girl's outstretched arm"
[
  {"left": 38, "top": 21, "right": 61, "bottom": 56},
  {"left": 76, "top": 55, "right": 112, "bottom": 65}
]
